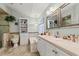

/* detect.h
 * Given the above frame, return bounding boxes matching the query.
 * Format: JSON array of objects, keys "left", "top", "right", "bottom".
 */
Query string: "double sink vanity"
[
  {"left": 37, "top": 35, "right": 79, "bottom": 56},
  {"left": 37, "top": 3, "right": 79, "bottom": 56}
]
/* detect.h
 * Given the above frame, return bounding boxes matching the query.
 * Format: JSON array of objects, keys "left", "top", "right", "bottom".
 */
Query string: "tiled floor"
[{"left": 0, "top": 45, "right": 40, "bottom": 56}]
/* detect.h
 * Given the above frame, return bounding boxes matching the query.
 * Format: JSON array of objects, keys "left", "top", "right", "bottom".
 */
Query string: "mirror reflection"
[{"left": 47, "top": 15, "right": 59, "bottom": 28}]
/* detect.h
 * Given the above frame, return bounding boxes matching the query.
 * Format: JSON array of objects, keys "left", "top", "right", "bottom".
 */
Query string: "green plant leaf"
[{"left": 5, "top": 15, "right": 16, "bottom": 22}]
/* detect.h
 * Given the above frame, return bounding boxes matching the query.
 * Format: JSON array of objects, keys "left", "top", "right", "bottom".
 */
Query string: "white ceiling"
[
  {"left": 5, "top": 3, "right": 50, "bottom": 18},
  {"left": 46, "top": 3, "right": 63, "bottom": 15},
  {"left": 4, "top": 3, "right": 63, "bottom": 18}
]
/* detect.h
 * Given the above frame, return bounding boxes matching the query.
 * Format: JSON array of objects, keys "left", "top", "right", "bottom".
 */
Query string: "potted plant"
[
  {"left": 4, "top": 15, "right": 16, "bottom": 31},
  {"left": 5, "top": 15, "right": 16, "bottom": 22}
]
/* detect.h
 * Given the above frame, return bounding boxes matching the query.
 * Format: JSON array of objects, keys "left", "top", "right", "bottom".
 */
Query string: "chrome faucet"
[{"left": 55, "top": 31, "right": 60, "bottom": 38}]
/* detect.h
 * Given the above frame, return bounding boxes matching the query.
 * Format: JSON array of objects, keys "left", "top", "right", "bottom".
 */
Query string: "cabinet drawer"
[
  {"left": 54, "top": 46, "right": 69, "bottom": 56},
  {"left": 46, "top": 41, "right": 69, "bottom": 56}
]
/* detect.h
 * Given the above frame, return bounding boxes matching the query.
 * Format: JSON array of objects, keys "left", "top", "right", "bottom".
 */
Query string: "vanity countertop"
[{"left": 38, "top": 35, "right": 79, "bottom": 56}]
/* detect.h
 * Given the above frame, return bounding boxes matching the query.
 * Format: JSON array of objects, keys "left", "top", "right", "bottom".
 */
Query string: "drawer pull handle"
[
  {"left": 52, "top": 50, "right": 58, "bottom": 54},
  {"left": 55, "top": 51, "right": 58, "bottom": 54}
]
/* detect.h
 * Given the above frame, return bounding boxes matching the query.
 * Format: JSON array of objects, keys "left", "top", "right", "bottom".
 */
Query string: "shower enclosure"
[{"left": 0, "top": 15, "right": 9, "bottom": 48}]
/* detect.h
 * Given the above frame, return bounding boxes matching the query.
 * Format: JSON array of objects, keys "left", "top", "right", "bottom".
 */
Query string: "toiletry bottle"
[
  {"left": 75, "top": 35, "right": 78, "bottom": 43},
  {"left": 71, "top": 34, "right": 76, "bottom": 42},
  {"left": 48, "top": 32, "right": 50, "bottom": 36}
]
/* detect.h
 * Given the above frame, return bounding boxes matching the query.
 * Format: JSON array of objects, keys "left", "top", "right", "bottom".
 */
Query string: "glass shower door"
[
  {"left": 0, "top": 26, "right": 9, "bottom": 48},
  {"left": 0, "top": 15, "right": 9, "bottom": 48}
]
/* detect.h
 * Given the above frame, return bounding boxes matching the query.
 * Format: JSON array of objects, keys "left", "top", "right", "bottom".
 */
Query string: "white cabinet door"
[
  {"left": 37, "top": 39, "right": 42, "bottom": 55},
  {"left": 37, "top": 38, "right": 56, "bottom": 56},
  {"left": 45, "top": 41, "right": 56, "bottom": 56},
  {"left": 37, "top": 38, "right": 47, "bottom": 56}
]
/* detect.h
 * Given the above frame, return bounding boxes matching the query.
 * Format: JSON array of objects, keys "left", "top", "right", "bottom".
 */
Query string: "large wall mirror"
[
  {"left": 61, "top": 3, "right": 79, "bottom": 27},
  {"left": 46, "top": 3, "right": 79, "bottom": 29},
  {"left": 46, "top": 9, "right": 60, "bottom": 29}
]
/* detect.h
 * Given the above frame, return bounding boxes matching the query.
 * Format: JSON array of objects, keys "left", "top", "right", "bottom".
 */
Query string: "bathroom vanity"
[{"left": 37, "top": 35, "right": 79, "bottom": 56}]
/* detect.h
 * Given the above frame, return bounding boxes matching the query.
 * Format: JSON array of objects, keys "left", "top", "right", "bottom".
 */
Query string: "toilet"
[{"left": 10, "top": 34, "right": 19, "bottom": 48}]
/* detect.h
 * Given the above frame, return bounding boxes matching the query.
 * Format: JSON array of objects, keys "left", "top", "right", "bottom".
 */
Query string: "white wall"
[
  {"left": 7, "top": 7, "right": 21, "bottom": 32},
  {"left": 0, "top": 4, "right": 20, "bottom": 32},
  {"left": 9, "top": 10, "right": 40, "bottom": 32},
  {"left": 0, "top": 5, "right": 40, "bottom": 33},
  {"left": 28, "top": 17, "right": 40, "bottom": 32}
]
